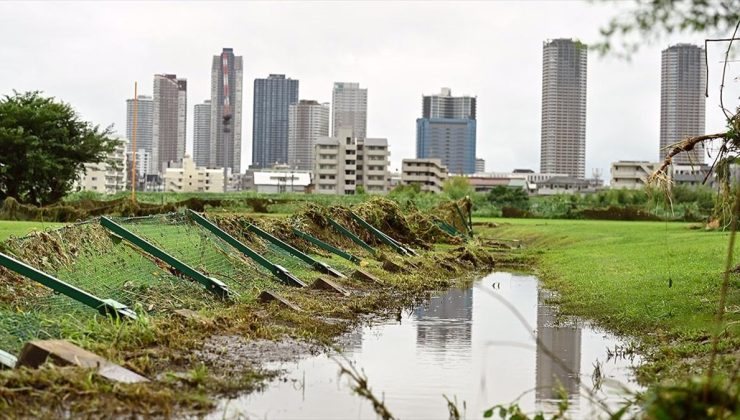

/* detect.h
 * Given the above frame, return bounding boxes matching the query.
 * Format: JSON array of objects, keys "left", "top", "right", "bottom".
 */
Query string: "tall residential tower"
[
  {"left": 288, "top": 100, "right": 330, "bottom": 171},
  {"left": 209, "top": 48, "right": 244, "bottom": 173},
  {"left": 415, "top": 87, "right": 477, "bottom": 174},
  {"left": 660, "top": 44, "right": 706, "bottom": 164},
  {"left": 252, "top": 74, "right": 299, "bottom": 168},
  {"left": 153, "top": 74, "right": 187, "bottom": 172},
  {"left": 125, "top": 95, "right": 154, "bottom": 175},
  {"left": 331, "top": 82, "right": 367, "bottom": 139},
  {"left": 540, "top": 39, "right": 587, "bottom": 179},
  {"left": 193, "top": 100, "right": 211, "bottom": 167}
]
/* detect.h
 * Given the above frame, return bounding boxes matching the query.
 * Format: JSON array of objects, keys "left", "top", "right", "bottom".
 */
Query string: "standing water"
[{"left": 214, "top": 272, "right": 640, "bottom": 419}]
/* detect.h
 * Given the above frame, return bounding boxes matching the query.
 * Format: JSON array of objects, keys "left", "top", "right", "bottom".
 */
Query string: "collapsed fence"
[{"left": 0, "top": 198, "right": 471, "bottom": 356}]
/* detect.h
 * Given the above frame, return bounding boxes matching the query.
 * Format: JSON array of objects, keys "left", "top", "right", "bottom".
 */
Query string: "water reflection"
[
  {"left": 535, "top": 288, "right": 582, "bottom": 411},
  {"left": 415, "top": 288, "right": 473, "bottom": 354},
  {"left": 213, "top": 272, "right": 639, "bottom": 419}
]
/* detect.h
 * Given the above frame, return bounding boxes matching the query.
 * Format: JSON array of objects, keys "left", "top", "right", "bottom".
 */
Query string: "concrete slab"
[
  {"left": 352, "top": 269, "right": 383, "bottom": 285},
  {"left": 311, "top": 277, "right": 350, "bottom": 296},
  {"left": 382, "top": 259, "right": 408, "bottom": 274},
  {"left": 0, "top": 349, "right": 17, "bottom": 370},
  {"left": 174, "top": 308, "right": 204, "bottom": 322},
  {"left": 258, "top": 290, "right": 302, "bottom": 311},
  {"left": 16, "top": 340, "right": 149, "bottom": 384}
]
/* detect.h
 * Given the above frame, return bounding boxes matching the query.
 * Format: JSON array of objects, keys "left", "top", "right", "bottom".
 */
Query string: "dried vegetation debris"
[{"left": 0, "top": 197, "right": 496, "bottom": 416}]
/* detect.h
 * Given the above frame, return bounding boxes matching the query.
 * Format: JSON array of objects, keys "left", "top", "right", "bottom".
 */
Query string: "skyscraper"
[
  {"left": 415, "top": 88, "right": 477, "bottom": 174},
  {"left": 288, "top": 100, "right": 330, "bottom": 171},
  {"left": 540, "top": 39, "right": 587, "bottom": 179},
  {"left": 660, "top": 44, "right": 706, "bottom": 164},
  {"left": 331, "top": 82, "right": 367, "bottom": 139},
  {"left": 193, "top": 100, "right": 211, "bottom": 167},
  {"left": 125, "top": 95, "right": 154, "bottom": 175},
  {"left": 210, "top": 48, "right": 243, "bottom": 173},
  {"left": 252, "top": 74, "right": 299, "bottom": 168},
  {"left": 153, "top": 74, "right": 187, "bottom": 173}
]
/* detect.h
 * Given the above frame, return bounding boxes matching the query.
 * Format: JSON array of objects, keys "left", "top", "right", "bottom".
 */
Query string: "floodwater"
[{"left": 213, "top": 272, "right": 641, "bottom": 419}]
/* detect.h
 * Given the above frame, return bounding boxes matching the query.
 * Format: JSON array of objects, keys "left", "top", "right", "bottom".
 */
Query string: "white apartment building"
[
  {"left": 163, "top": 156, "right": 231, "bottom": 193},
  {"left": 401, "top": 158, "right": 448, "bottom": 193},
  {"left": 610, "top": 161, "right": 661, "bottom": 189},
  {"left": 314, "top": 128, "right": 390, "bottom": 195},
  {"left": 76, "top": 138, "right": 128, "bottom": 194}
]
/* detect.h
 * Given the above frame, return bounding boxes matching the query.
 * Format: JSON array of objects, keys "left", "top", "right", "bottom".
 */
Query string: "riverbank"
[
  {"left": 0, "top": 199, "right": 496, "bottom": 417},
  {"left": 475, "top": 217, "right": 739, "bottom": 385}
]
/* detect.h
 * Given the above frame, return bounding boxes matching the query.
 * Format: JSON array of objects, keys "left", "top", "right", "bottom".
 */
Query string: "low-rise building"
[
  {"left": 401, "top": 158, "right": 448, "bottom": 193},
  {"left": 163, "top": 156, "right": 231, "bottom": 193},
  {"left": 610, "top": 161, "right": 661, "bottom": 189},
  {"left": 536, "top": 176, "right": 592, "bottom": 195},
  {"left": 75, "top": 137, "right": 128, "bottom": 194},
  {"left": 670, "top": 163, "right": 715, "bottom": 188},
  {"left": 313, "top": 128, "right": 390, "bottom": 195},
  {"left": 242, "top": 166, "right": 311, "bottom": 193}
]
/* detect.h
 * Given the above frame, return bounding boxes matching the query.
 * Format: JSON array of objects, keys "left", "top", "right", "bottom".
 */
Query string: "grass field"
[
  {"left": 0, "top": 221, "right": 63, "bottom": 241},
  {"left": 476, "top": 217, "right": 740, "bottom": 382}
]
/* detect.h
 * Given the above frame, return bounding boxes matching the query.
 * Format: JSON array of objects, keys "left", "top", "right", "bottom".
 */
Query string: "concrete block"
[
  {"left": 174, "top": 308, "right": 203, "bottom": 322},
  {"left": 311, "top": 277, "right": 350, "bottom": 296},
  {"left": 0, "top": 349, "right": 17, "bottom": 370},
  {"left": 258, "top": 290, "right": 302, "bottom": 311},
  {"left": 352, "top": 269, "right": 383, "bottom": 285},
  {"left": 382, "top": 259, "right": 408, "bottom": 273},
  {"left": 16, "top": 340, "right": 149, "bottom": 383}
]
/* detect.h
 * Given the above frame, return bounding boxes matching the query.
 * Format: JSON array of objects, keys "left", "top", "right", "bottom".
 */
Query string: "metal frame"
[
  {"left": 291, "top": 228, "right": 361, "bottom": 265},
  {"left": 185, "top": 210, "right": 306, "bottom": 287},
  {"left": 435, "top": 219, "right": 467, "bottom": 240},
  {"left": 327, "top": 218, "right": 377, "bottom": 256},
  {"left": 100, "top": 217, "right": 230, "bottom": 299},
  {"left": 454, "top": 203, "right": 473, "bottom": 238},
  {"left": 243, "top": 222, "right": 345, "bottom": 278},
  {"left": 348, "top": 212, "right": 414, "bottom": 256},
  {"left": 0, "top": 251, "right": 137, "bottom": 320}
]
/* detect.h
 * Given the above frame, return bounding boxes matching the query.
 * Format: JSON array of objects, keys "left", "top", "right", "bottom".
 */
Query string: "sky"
[{"left": 1, "top": 1, "right": 738, "bottom": 181}]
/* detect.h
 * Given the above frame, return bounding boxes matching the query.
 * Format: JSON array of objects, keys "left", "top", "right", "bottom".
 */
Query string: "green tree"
[
  {"left": 443, "top": 176, "right": 473, "bottom": 200},
  {"left": 0, "top": 91, "right": 116, "bottom": 205},
  {"left": 486, "top": 186, "right": 530, "bottom": 210}
]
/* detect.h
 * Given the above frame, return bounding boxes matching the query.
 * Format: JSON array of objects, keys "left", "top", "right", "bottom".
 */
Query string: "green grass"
[
  {"left": 476, "top": 217, "right": 740, "bottom": 382},
  {"left": 0, "top": 220, "right": 63, "bottom": 241}
]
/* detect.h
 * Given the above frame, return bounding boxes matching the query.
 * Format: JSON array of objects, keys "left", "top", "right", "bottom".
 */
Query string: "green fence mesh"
[{"left": 0, "top": 211, "right": 359, "bottom": 353}]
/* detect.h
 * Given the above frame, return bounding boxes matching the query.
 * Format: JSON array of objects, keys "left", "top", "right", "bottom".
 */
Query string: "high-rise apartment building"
[
  {"left": 660, "top": 44, "right": 706, "bottom": 164},
  {"left": 252, "top": 74, "right": 299, "bottom": 168},
  {"left": 331, "top": 82, "right": 367, "bottom": 139},
  {"left": 153, "top": 74, "right": 187, "bottom": 173},
  {"left": 210, "top": 48, "right": 244, "bottom": 173},
  {"left": 288, "top": 100, "right": 330, "bottom": 171},
  {"left": 314, "top": 128, "right": 390, "bottom": 195},
  {"left": 415, "top": 88, "right": 477, "bottom": 174},
  {"left": 540, "top": 39, "right": 587, "bottom": 179},
  {"left": 193, "top": 100, "right": 211, "bottom": 167},
  {"left": 125, "top": 95, "right": 154, "bottom": 175}
]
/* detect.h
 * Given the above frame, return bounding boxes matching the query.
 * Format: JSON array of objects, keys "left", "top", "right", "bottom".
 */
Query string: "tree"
[
  {"left": 442, "top": 176, "right": 473, "bottom": 200},
  {"left": 595, "top": 0, "right": 740, "bottom": 56},
  {"left": 487, "top": 186, "right": 530, "bottom": 210},
  {"left": 0, "top": 91, "right": 116, "bottom": 205}
]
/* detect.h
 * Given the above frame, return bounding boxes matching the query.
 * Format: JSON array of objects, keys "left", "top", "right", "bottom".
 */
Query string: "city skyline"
[{"left": 2, "top": 2, "right": 735, "bottom": 179}]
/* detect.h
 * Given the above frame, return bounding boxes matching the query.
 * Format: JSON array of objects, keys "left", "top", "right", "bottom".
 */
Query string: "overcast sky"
[{"left": 1, "top": 1, "right": 738, "bottom": 180}]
